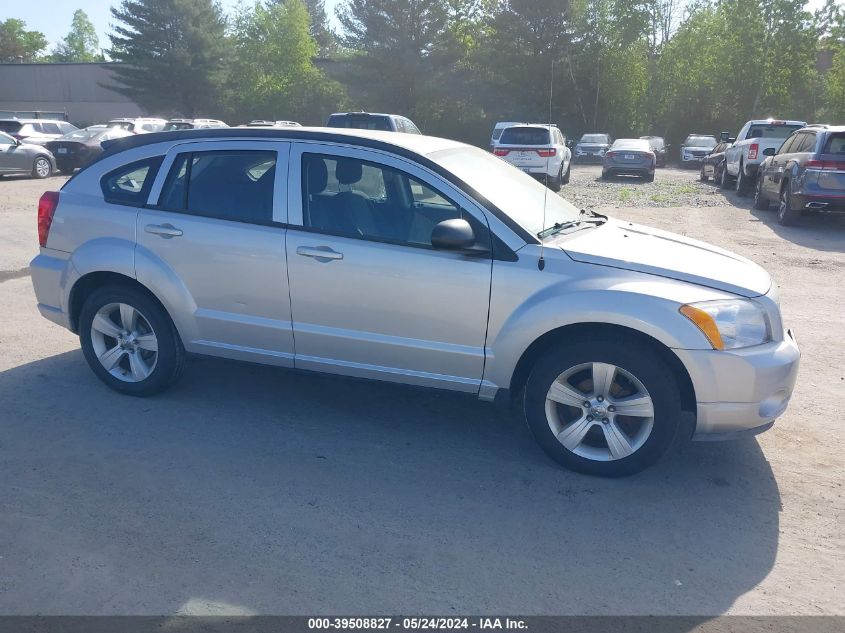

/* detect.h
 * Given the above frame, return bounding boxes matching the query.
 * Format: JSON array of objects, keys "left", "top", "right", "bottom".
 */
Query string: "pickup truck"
[{"left": 723, "top": 119, "right": 805, "bottom": 195}]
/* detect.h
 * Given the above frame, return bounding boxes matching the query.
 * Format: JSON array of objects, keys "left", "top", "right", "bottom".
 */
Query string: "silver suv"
[{"left": 30, "top": 128, "right": 800, "bottom": 476}]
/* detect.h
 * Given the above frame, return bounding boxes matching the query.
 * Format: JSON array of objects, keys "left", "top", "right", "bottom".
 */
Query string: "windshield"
[
  {"left": 164, "top": 122, "right": 194, "bottom": 131},
  {"left": 684, "top": 136, "right": 717, "bottom": 147},
  {"left": 746, "top": 123, "right": 803, "bottom": 140},
  {"left": 499, "top": 127, "right": 551, "bottom": 145},
  {"left": 580, "top": 134, "right": 609, "bottom": 144},
  {"left": 61, "top": 128, "right": 103, "bottom": 141},
  {"left": 613, "top": 139, "right": 651, "bottom": 151},
  {"left": 429, "top": 146, "right": 581, "bottom": 238}
]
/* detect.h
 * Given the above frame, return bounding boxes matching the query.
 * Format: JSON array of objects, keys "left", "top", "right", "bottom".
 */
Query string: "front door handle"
[
  {"left": 296, "top": 246, "right": 343, "bottom": 262},
  {"left": 145, "top": 223, "right": 183, "bottom": 239}
]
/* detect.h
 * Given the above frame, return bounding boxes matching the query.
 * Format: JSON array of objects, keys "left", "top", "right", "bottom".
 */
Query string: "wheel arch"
[
  {"left": 68, "top": 271, "right": 169, "bottom": 334},
  {"left": 508, "top": 322, "right": 696, "bottom": 416}
]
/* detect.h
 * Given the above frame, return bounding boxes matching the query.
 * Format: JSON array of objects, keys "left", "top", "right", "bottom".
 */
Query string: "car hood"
[{"left": 561, "top": 219, "right": 771, "bottom": 297}]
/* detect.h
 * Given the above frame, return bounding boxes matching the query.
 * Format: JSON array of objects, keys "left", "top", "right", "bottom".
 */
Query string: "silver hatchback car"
[{"left": 30, "top": 128, "right": 800, "bottom": 476}]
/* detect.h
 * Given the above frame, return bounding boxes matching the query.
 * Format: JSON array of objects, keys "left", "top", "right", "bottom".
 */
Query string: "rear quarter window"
[
  {"left": 100, "top": 156, "right": 164, "bottom": 207},
  {"left": 824, "top": 134, "right": 845, "bottom": 154}
]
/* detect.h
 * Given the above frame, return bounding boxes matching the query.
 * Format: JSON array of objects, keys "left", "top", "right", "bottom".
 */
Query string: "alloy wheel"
[
  {"left": 35, "top": 158, "right": 50, "bottom": 178},
  {"left": 544, "top": 362, "right": 655, "bottom": 461},
  {"left": 89, "top": 302, "right": 158, "bottom": 382}
]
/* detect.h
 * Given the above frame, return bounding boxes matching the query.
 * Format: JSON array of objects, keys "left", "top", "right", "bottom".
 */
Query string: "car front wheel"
[
  {"left": 32, "top": 156, "right": 52, "bottom": 179},
  {"left": 753, "top": 176, "right": 770, "bottom": 210},
  {"left": 524, "top": 338, "right": 681, "bottom": 477},
  {"left": 79, "top": 285, "right": 185, "bottom": 396}
]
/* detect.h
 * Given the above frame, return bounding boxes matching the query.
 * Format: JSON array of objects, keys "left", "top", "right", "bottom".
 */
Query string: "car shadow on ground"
[{"left": 0, "top": 351, "right": 781, "bottom": 615}]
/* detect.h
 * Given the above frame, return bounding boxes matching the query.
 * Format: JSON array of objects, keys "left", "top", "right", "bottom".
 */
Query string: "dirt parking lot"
[{"left": 0, "top": 165, "right": 843, "bottom": 615}]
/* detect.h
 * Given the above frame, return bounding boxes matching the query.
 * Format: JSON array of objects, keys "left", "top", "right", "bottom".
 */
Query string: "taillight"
[
  {"left": 807, "top": 159, "right": 845, "bottom": 170},
  {"left": 748, "top": 143, "right": 759, "bottom": 160},
  {"left": 605, "top": 151, "right": 616, "bottom": 158},
  {"left": 494, "top": 148, "right": 509, "bottom": 156},
  {"left": 38, "top": 191, "right": 59, "bottom": 248},
  {"left": 536, "top": 148, "right": 557, "bottom": 157}
]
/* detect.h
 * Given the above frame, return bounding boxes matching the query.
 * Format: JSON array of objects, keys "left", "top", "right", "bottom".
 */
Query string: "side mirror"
[
  {"left": 431, "top": 218, "right": 477, "bottom": 252},
  {"left": 763, "top": 147, "right": 776, "bottom": 156}
]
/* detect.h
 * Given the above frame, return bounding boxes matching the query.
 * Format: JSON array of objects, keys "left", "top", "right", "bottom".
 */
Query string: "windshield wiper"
[{"left": 537, "top": 209, "right": 607, "bottom": 239}]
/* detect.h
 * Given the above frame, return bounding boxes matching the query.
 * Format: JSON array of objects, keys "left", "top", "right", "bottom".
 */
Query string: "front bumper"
[
  {"left": 673, "top": 329, "right": 800, "bottom": 440},
  {"left": 681, "top": 154, "right": 707, "bottom": 164}
]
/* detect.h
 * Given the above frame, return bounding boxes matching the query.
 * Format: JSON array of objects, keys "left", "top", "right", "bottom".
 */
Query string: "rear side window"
[
  {"left": 0, "top": 121, "right": 22, "bottom": 134},
  {"left": 101, "top": 156, "right": 164, "bottom": 207},
  {"left": 41, "top": 122, "right": 61, "bottom": 134},
  {"left": 825, "top": 134, "right": 845, "bottom": 154},
  {"left": 499, "top": 127, "right": 551, "bottom": 145},
  {"left": 159, "top": 150, "right": 276, "bottom": 224}
]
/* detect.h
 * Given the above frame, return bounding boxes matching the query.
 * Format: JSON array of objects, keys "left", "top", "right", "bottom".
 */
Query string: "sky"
[{"left": 3, "top": 0, "right": 343, "bottom": 48}]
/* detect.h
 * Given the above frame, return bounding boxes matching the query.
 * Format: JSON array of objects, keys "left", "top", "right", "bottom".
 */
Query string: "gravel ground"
[{"left": 0, "top": 166, "right": 843, "bottom": 616}]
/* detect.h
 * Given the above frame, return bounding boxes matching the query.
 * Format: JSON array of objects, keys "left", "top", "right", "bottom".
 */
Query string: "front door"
[
  {"left": 0, "top": 134, "right": 29, "bottom": 173},
  {"left": 285, "top": 144, "right": 493, "bottom": 392},
  {"left": 137, "top": 140, "right": 295, "bottom": 365}
]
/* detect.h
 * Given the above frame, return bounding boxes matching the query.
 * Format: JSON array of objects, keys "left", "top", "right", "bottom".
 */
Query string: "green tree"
[
  {"left": 106, "top": 0, "right": 230, "bottom": 117},
  {"left": 229, "top": 0, "right": 346, "bottom": 123},
  {"left": 52, "top": 9, "right": 102, "bottom": 62},
  {"left": 337, "top": 0, "right": 451, "bottom": 117},
  {"left": 0, "top": 18, "right": 47, "bottom": 62},
  {"left": 301, "top": 0, "right": 338, "bottom": 55}
]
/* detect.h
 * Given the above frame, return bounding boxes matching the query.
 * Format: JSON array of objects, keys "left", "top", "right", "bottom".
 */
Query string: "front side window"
[
  {"left": 778, "top": 134, "right": 798, "bottom": 155},
  {"left": 796, "top": 133, "right": 816, "bottom": 153},
  {"left": 159, "top": 150, "right": 276, "bottom": 224},
  {"left": 101, "top": 156, "right": 164, "bottom": 206},
  {"left": 301, "top": 153, "right": 464, "bottom": 247},
  {"left": 41, "top": 122, "right": 61, "bottom": 134},
  {"left": 0, "top": 132, "right": 14, "bottom": 146}
]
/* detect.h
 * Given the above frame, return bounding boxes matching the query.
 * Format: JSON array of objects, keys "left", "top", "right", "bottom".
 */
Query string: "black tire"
[
  {"left": 735, "top": 162, "right": 752, "bottom": 196},
  {"left": 777, "top": 183, "right": 801, "bottom": 226},
  {"left": 79, "top": 284, "right": 185, "bottom": 396},
  {"left": 523, "top": 338, "right": 682, "bottom": 477},
  {"left": 561, "top": 161, "right": 571, "bottom": 185},
  {"left": 718, "top": 162, "right": 732, "bottom": 189},
  {"left": 753, "top": 176, "right": 770, "bottom": 210},
  {"left": 548, "top": 169, "right": 562, "bottom": 192},
  {"left": 643, "top": 172, "right": 655, "bottom": 183},
  {"left": 601, "top": 170, "right": 610, "bottom": 180},
  {"left": 31, "top": 155, "right": 52, "bottom": 179},
  {"left": 56, "top": 161, "right": 75, "bottom": 174}
]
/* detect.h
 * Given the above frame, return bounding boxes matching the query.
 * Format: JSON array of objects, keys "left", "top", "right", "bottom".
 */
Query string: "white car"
[
  {"left": 493, "top": 124, "right": 572, "bottom": 191},
  {"left": 106, "top": 118, "right": 168, "bottom": 134}
]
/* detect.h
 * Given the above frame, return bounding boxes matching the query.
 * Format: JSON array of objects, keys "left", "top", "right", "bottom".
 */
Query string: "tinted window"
[
  {"left": 580, "top": 134, "right": 609, "bottom": 144},
  {"left": 746, "top": 123, "right": 803, "bottom": 140},
  {"left": 796, "top": 133, "right": 816, "bottom": 153},
  {"left": 160, "top": 150, "right": 276, "bottom": 224},
  {"left": 499, "top": 127, "right": 551, "bottom": 145},
  {"left": 101, "top": 156, "right": 164, "bottom": 207},
  {"left": 327, "top": 114, "right": 392, "bottom": 131},
  {"left": 0, "top": 121, "right": 22, "bottom": 134},
  {"left": 302, "top": 153, "right": 464, "bottom": 247},
  {"left": 825, "top": 134, "right": 845, "bottom": 154}
]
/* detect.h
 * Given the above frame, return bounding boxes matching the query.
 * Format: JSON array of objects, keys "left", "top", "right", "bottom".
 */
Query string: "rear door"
[{"left": 137, "top": 140, "right": 295, "bottom": 365}]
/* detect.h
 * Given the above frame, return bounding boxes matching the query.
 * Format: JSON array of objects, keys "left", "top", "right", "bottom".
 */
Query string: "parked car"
[
  {"left": 163, "top": 118, "right": 229, "bottom": 131},
  {"left": 640, "top": 136, "right": 669, "bottom": 167},
  {"left": 0, "top": 118, "right": 78, "bottom": 145},
  {"left": 242, "top": 120, "right": 302, "bottom": 128},
  {"left": 753, "top": 124, "right": 845, "bottom": 225},
  {"left": 490, "top": 121, "right": 525, "bottom": 150},
  {"left": 602, "top": 138, "right": 656, "bottom": 181},
  {"left": 106, "top": 118, "right": 168, "bottom": 134},
  {"left": 493, "top": 124, "right": 571, "bottom": 191},
  {"left": 679, "top": 134, "right": 717, "bottom": 167},
  {"left": 0, "top": 131, "right": 56, "bottom": 178},
  {"left": 699, "top": 140, "right": 733, "bottom": 183},
  {"left": 326, "top": 112, "right": 421, "bottom": 134},
  {"left": 45, "top": 126, "right": 134, "bottom": 173},
  {"left": 723, "top": 119, "right": 806, "bottom": 195},
  {"left": 30, "top": 127, "right": 799, "bottom": 477},
  {"left": 574, "top": 133, "right": 612, "bottom": 162}
]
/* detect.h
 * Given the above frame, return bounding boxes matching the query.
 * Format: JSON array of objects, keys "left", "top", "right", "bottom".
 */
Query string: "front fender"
[{"left": 482, "top": 256, "right": 734, "bottom": 393}]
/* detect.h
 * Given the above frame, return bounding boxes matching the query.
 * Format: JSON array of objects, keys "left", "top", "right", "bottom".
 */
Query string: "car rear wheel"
[
  {"left": 79, "top": 285, "right": 185, "bottom": 396},
  {"left": 719, "top": 163, "right": 732, "bottom": 189},
  {"left": 561, "top": 161, "right": 571, "bottom": 185},
  {"left": 523, "top": 338, "right": 681, "bottom": 477},
  {"left": 548, "top": 168, "right": 562, "bottom": 192},
  {"left": 32, "top": 156, "right": 52, "bottom": 179},
  {"left": 735, "top": 163, "right": 752, "bottom": 196},
  {"left": 753, "top": 176, "right": 771, "bottom": 210},
  {"left": 778, "top": 184, "right": 801, "bottom": 226}
]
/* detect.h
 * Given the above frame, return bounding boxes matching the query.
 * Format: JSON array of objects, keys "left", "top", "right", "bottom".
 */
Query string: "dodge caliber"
[{"left": 30, "top": 128, "right": 800, "bottom": 476}]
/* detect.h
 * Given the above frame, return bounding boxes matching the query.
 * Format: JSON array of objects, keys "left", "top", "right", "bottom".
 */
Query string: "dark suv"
[{"left": 754, "top": 125, "right": 845, "bottom": 225}]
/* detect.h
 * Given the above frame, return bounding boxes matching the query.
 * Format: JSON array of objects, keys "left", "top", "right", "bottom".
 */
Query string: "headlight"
[{"left": 680, "top": 299, "right": 771, "bottom": 350}]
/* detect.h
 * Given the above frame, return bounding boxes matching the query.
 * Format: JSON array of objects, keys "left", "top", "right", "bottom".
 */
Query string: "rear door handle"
[
  {"left": 145, "top": 223, "right": 183, "bottom": 239},
  {"left": 296, "top": 246, "right": 343, "bottom": 262}
]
